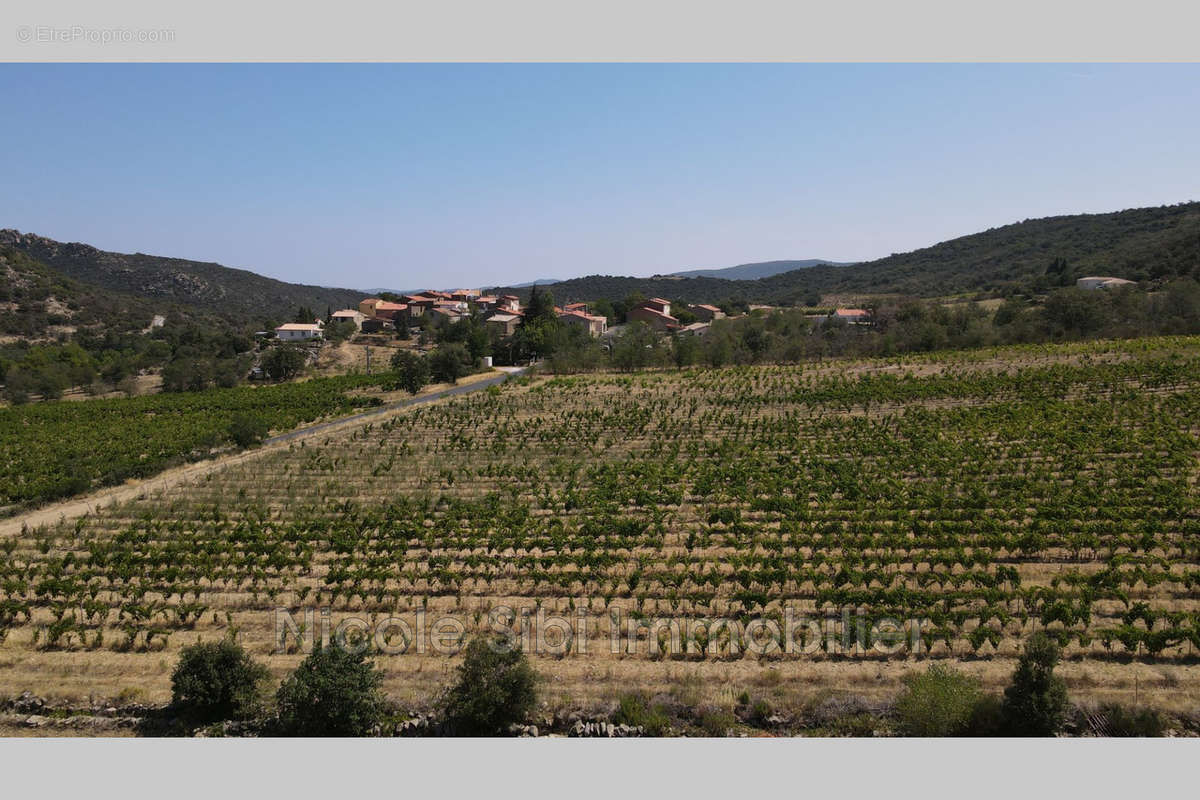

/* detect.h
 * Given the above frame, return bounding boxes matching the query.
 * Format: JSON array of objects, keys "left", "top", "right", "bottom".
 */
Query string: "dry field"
[{"left": 2, "top": 336, "right": 1199, "bottom": 717}]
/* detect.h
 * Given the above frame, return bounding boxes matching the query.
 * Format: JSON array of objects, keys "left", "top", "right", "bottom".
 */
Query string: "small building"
[
  {"left": 359, "top": 298, "right": 382, "bottom": 317},
  {"left": 565, "top": 302, "right": 590, "bottom": 313},
  {"left": 1077, "top": 276, "right": 1135, "bottom": 291},
  {"left": 628, "top": 304, "right": 678, "bottom": 332},
  {"left": 475, "top": 295, "right": 498, "bottom": 310},
  {"left": 558, "top": 309, "right": 608, "bottom": 337},
  {"left": 677, "top": 321, "right": 710, "bottom": 336},
  {"left": 275, "top": 322, "right": 324, "bottom": 341},
  {"left": 451, "top": 289, "right": 481, "bottom": 302},
  {"left": 832, "top": 308, "right": 871, "bottom": 324},
  {"left": 330, "top": 309, "right": 366, "bottom": 330},
  {"left": 687, "top": 303, "right": 725, "bottom": 322},
  {"left": 427, "top": 306, "right": 463, "bottom": 324},
  {"left": 486, "top": 312, "right": 521, "bottom": 338},
  {"left": 643, "top": 298, "right": 672, "bottom": 316},
  {"left": 373, "top": 301, "right": 408, "bottom": 320},
  {"left": 498, "top": 295, "right": 521, "bottom": 313},
  {"left": 360, "top": 318, "right": 392, "bottom": 334}
]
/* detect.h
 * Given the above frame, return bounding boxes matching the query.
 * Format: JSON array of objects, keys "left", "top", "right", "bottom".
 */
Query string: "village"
[{"left": 272, "top": 288, "right": 876, "bottom": 348}]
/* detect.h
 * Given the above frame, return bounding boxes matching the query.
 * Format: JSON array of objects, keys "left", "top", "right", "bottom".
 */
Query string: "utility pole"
[{"left": 365, "top": 345, "right": 372, "bottom": 375}]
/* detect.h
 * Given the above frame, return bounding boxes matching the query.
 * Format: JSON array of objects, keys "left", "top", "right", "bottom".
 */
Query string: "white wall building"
[{"left": 275, "top": 322, "right": 324, "bottom": 341}]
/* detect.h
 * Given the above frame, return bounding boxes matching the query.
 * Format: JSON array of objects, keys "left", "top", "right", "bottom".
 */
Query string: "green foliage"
[
  {"left": 613, "top": 693, "right": 670, "bottom": 736},
  {"left": 696, "top": 707, "right": 736, "bottom": 737},
  {"left": 390, "top": 349, "right": 430, "bottom": 394},
  {"left": 1095, "top": 703, "right": 1165, "bottom": 737},
  {"left": 260, "top": 346, "right": 308, "bottom": 382},
  {"left": 275, "top": 642, "right": 386, "bottom": 737},
  {"left": 440, "top": 636, "right": 539, "bottom": 736},
  {"left": 611, "top": 322, "right": 667, "bottom": 371},
  {"left": 228, "top": 413, "right": 269, "bottom": 448},
  {"left": 0, "top": 373, "right": 385, "bottom": 510},
  {"left": 894, "top": 664, "right": 985, "bottom": 736},
  {"left": 1002, "top": 632, "right": 1069, "bottom": 736},
  {"left": 428, "top": 342, "right": 474, "bottom": 385},
  {"left": 170, "top": 637, "right": 270, "bottom": 724}
]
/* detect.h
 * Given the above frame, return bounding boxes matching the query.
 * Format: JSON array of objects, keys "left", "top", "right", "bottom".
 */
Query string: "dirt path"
[{"left": 0, "top": 367, "right": 526, "bottom": 538}]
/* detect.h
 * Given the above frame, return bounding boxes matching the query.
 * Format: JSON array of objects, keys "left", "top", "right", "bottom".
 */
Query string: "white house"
[
  {"left": 1077, "top": 276, "right": 1135, "bottom": 291},
  {"left": 275, "top": 321, "right": 324, "bottom": 341},
  {"left": 331, "top": 309, "right": 366, "bottom": 330}
]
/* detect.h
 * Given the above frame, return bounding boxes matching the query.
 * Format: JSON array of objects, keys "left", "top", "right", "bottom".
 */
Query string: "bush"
[
  {"left": 894, "top": 664, "right": 984, "bottom": 736},
  {"left": 440, "top": 636, "right": 538, "bottom": 735},
  {"left": 390, "top": 350, "right": 430, "bottom": 395},
  {"left": 1002, "top": 632, "right": 1069, "bottom": 736},
  {"left": 428, "top": 342, "right": 475, "bottom": 385},
  {"left": 613, "top": 693, "right": 671, "bottom": 736},
  {"left": 170, "top": 638, "right": 270, "bottom": 724},
  {"left": 697, "top": 707, "right": 736, "bottom": 737},
  {"left": 261, "top": 346, "right": 308, "bottom": 382},
  {"left": 228, "top": 413, "right": 269, "bottom": 448},
  {"left": 1096, "top": 703, "right": 1165, "bottom": 737},
  {"left": 276, "top": 643, "right": 386, "bottom": 736}
]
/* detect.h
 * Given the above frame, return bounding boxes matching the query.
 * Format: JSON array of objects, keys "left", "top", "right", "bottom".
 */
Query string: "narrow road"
[
  {"left": 267, "top": 367, "right": 523, "bottom": 444},
  {"left": 0, "top": 367, "right": 528, "bottom": 538}
]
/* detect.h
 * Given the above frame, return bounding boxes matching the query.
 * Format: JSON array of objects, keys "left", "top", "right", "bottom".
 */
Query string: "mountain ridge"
[{"left": 0, "top": 229, "right": 365, "bottom": 323}]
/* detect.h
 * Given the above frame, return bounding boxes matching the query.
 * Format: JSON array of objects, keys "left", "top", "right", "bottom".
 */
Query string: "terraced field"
[{"left": 2, "top": 336, "right": 1199, "bottom": 712}]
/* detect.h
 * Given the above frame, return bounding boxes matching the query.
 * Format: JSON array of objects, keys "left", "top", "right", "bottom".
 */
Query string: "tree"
[
  {"left": 294, "top": 306, "right": 317, "bottom": 324},
  {"left": 894, "top": 664, "right": 984, "bottom": 736},
  {"left": 440, "top": 636, "right": 539, "bottom": 736},
  {"left": 1001, "top": 632, "right": 1069, "bottom": 736},
  {"left": 276, "top": 642, "right": 386, "bottom": 737},
  {"left": 170, "top": 638, "right": 270, "bottom": 724},
  {"left": 390, "top": 349, "right": 430, "bottom": 394},
  {"left": 260, "top": 346, "right": 307, "bottom": 381},
  {"left": 229, "top": 413, "right": 269, "bottom": 448},
  {"left": 611, "top": 322, "right": 660, "bottom": 371},
  {"left": 429, "top": 342, "right": 474, "bottom": 384}
]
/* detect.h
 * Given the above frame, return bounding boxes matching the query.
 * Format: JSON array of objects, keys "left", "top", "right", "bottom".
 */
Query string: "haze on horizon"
[{"left": 1, "top": 63, "right": 1197, "bottom": 290}]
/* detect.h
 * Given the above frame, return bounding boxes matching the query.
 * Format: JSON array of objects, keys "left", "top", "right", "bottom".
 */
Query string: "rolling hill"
[
  {"left": 0, "top": 230, "right": 365, "bottom": 323},
  {"left": 665, "top": 258, "right": 852, "bottom": 280},
  {"left": 492, "top": 202, "right": 1200, "bottom": 305}
]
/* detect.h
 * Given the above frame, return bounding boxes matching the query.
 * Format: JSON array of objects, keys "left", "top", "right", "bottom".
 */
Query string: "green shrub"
[
  {"left": 428, "top": 343, "right": 475, "bottom": 385},
  {"left": 261, "top": 346, "right": 308, "bottom": 381},
  {"left": 170, "top": 638, "right": 270, "bottom": 724},
  {"left": 697, "top": 707, "right": 736, "bottom": 737},
  {"left": 390, "top": 350, "right": 430, "bottom": 395},
  {"left": 1002, "top": 632, "right": 1069, "bottom": 736},
  {"left": 228, "top": 413, "right": 269, "bottom": 448},
  {"left": 1097, "top": 703, "right": 1165, "bottom": 737},
  {"left": 276, "top": 643, "right": 386, "bottom": 736},
  {"left": 613, "top": 693, "right": 671, "bottom": 736},
  {"left": 440, "top": 636, "right": 538, "bottom": 736},
  {"left": 894, "top": 664, "right": 984, "bottom": 736}
]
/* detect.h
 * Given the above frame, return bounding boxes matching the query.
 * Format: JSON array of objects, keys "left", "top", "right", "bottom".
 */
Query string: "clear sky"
[{"left": 1, "top": 63, "right": 1197, "bottom": 290}]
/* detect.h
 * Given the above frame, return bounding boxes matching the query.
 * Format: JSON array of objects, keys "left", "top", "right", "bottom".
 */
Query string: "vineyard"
[
  {"left": 0, "top": 374, "right": 390, "bottom": 513},
  {"left": 2, "top": 336, "right": 1199, "bottom": 709}
]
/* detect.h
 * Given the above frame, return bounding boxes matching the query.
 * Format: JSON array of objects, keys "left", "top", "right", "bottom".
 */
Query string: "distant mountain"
[
  {"left": 0, "top": 230, "right": 365, "bottom": 323},
  {"left": 665, "top": 259, "right": 852, "bottom": 280},
  {"left": 509, "top": 278, "right": 565, "bottom": 288},
  {"left": 492, "top": 202, "right": 1200, "bottom": 306}
]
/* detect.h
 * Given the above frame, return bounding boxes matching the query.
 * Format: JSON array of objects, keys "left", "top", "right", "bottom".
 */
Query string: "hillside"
[
  {"left": 495, "top": 202, "right": 1200, "bottom": 305},
  {"left": 0, "top": 229, "right": 365, "bottom": 323},
  {"left": 0, "top": 247, "right": 202, "bottom": 339},
  {"left": 666, "top": 258, "right": 851, "bottom": 280}
]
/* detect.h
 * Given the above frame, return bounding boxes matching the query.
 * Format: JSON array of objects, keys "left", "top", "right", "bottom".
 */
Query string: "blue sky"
[{"left": 1, "top": 64, "right": 1197, "bottom": 289}]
